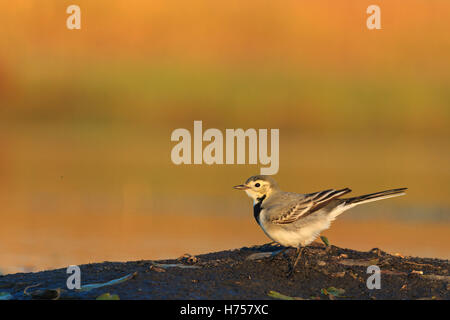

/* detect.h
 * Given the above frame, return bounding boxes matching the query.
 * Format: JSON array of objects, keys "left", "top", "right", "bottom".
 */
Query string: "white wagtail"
[{"left": 233, "top": 175, "right": 407, "bottom": 276}]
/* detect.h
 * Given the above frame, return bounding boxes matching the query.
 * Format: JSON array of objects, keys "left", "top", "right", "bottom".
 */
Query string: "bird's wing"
[{"left": 270, "top": 188, "right": 352, "bottom": 225}]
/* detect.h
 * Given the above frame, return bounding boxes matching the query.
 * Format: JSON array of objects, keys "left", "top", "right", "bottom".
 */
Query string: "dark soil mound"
[{"left": 1, "top": 243, "right": 448, "bottom": 300}]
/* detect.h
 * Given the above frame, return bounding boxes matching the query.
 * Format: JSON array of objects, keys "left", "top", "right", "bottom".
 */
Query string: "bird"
[{"left": 233, "top": 175, "right": 407, "bottom": 276}]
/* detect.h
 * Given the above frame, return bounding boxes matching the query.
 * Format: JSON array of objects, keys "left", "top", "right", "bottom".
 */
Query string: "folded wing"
[{"left": 271, "top": 188, "right": 352, "bottom": 224}]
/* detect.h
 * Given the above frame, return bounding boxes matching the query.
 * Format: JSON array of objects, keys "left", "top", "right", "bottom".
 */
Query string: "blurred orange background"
[{"left": 0, "top": 1, "right": 449, "bottom": 274}]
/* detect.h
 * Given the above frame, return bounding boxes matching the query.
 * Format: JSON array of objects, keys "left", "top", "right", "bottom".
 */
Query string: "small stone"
[
  {"left": 370, "top": 248, "right": 382, "bottom": 256},
  {"left": 411, "top": 270, "right": 423, "bottom": 275},
  {"left": 177, "top": 253, "right": 199, "bottom": 265}
]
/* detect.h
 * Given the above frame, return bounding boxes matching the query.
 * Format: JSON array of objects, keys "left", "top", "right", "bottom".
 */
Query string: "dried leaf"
[
  {"left": 149, "top": 265, "right": 166, "bottom": 273},
  {"left": 333, "top": 271, "right": 346, "bottom": 278},
  {"left": 152, "top": 263, "right": 200, "bottom": 269},
  {"left": 23, "top": 283, "right": 43, "bottom": 296},
  {"left": 246, "top": 249, "right": 285, "bottom": 261},
  {"left": 382, "top": 270, "right": 407, "bottom": 276},
  {"left": 78, "top": 272, "right": 137, "bottom": 292},
  {"left": 404, "top": 261, "right": 437, "bottom": 269},
  {"left": 338, "top": 258, "right": 379, "bottom": 267},
  {"left": 246, "top": 252, "right": 272, "bottom": 260},
  {"left": 421, "top": 274, "right": 450, "bottom": 282}
]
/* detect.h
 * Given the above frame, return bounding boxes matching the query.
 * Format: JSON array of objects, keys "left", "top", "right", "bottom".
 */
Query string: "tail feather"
[{"left": 343, "top": 188, "right": 407, "bottom": 207}]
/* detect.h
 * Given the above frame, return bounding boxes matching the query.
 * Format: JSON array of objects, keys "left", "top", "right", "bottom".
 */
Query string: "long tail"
[{"left": 343, "top": 188, "right": 408, "bottom": 207}]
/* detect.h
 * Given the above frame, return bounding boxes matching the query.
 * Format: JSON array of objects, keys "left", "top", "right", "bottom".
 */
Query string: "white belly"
[{"left": 259, "top": 216, "right": 332, "bottom": 248}]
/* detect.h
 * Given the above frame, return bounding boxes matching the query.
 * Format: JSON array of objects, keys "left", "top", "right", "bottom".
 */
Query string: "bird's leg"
[
  {"left": 292, "top": 247, "right": 304, "bottom": 270},
  {"left": 287, "top": 247, "right": 304, "bottom": 277}
]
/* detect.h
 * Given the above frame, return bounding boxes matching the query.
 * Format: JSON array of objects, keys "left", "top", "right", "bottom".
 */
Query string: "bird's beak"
[{"left": 233, "top": 184, "right": 249, "bottom": 190}]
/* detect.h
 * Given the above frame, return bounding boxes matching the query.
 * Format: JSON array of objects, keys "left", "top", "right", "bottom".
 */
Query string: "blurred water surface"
[{"left": 0, "top": 1, "right": 449, "bottom": 273}]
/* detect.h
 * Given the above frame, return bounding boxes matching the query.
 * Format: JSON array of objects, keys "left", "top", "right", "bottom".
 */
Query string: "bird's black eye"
[{"left": 255, "top": 183, "right": 260, "bottom": 187}]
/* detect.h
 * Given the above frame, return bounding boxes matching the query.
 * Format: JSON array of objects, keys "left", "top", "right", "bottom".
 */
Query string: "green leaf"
[
  {"left": 268, "top": 290, "right": 305, "bottom": 300},
  {"left": 321, "top": 287, "right": 346, "bottom": 298},
  {"left": 320, "top": 236, "right": 330, "bottom": 247},
  {"left": 96, "top": 293, "right": 120, "bottom": 300},
  {"left": 326, "top": 287, "right": 346, "bottom": 296},
  {"left": 78, "top": 272, "right": 137, "bottom": 292},
  {"left": 0, "top": 292, "right": 13, "bottom": 300}
]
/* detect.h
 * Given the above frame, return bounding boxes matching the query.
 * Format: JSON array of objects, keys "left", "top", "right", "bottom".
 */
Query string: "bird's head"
[{"left": 233, "top": 175, "right": 279, "bottom": 203}]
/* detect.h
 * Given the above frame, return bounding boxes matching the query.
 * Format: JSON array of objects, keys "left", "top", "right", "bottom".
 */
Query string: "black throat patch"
[{"left": 253, "top": 194, "right": 267, "bottom": 225}]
